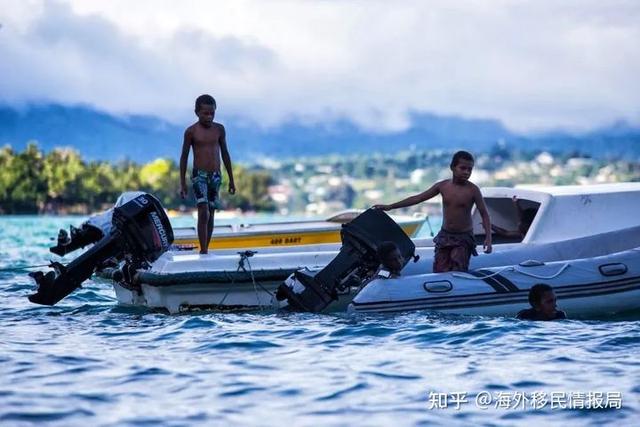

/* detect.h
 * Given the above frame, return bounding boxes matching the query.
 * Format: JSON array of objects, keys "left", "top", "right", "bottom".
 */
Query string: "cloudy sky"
[{"left": 0, "top": 0, "right": 638, "bottom": 133}]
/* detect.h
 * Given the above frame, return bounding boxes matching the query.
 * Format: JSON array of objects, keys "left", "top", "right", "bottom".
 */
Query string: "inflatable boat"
[{"left": 348, "top": 247, "right": 640, "bottom": 318}]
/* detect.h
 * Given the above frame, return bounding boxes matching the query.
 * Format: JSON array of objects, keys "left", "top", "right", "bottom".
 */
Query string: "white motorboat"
[{"left": 109, "top": 183, "right": 640, "bottom": 313}]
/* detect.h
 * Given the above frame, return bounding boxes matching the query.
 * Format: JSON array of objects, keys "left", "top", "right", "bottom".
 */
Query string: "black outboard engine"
[
  {"left": 49, "top": 191, "right": 145, "bottom": 256},
  {"left": 29, "top": 193, "right": 174, "bottom": 306},
  {"left": 276, "top": 209, "right": 417, "bottom": 312},
  {"left": 50, "top": 223, "right": 105, "bottom": 256}
]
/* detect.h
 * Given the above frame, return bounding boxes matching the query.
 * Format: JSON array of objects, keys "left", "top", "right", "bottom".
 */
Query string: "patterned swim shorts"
[
  {"left": 433, "top": 229, "right": 478, "bottom": 272},
  {"left": 191, "top": 169, "right": 223, "bottom": 210}
]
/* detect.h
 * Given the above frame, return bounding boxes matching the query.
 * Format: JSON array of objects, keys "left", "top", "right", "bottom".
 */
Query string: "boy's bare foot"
[{"left": 199, "top": 250, "right": 208, "bottom": 255}]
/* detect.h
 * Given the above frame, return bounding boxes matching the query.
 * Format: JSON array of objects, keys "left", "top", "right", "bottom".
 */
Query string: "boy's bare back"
[{"left": 184, "top": 121, "right": 225, "bottom": 172}]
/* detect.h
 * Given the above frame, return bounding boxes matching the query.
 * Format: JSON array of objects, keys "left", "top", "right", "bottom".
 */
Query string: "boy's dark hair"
[
  {"left": 377, "top": 241, "right": 399, "bottom": 261},
  {"left": 528, "top": 283, "right": 553, "bottom": 307},
  {"left": 450, "top": 150, "right": 474, "bottom": 168},
  {"left": 195, "top": 94, "right": 216, "bottom": 112}
]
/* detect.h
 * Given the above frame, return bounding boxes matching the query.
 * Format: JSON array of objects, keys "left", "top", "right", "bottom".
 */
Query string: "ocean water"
[{"left": 1, "top": 216, "right": 639, "bottom": 427}]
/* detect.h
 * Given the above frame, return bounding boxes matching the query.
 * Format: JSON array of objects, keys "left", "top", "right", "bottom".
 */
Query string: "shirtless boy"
[
  {"left": 374, "top": 150, "right": 492, "bottom": 272},
  {"left": 180, "top": 94, "right": 235, "bottom": 254}
]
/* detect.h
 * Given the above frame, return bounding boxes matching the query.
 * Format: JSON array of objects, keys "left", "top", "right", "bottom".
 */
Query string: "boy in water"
[
  {"left": 374, "top": 150, "right": 492, "bottom": 272},
  {"left": 491, "top": 196, "right": 536, "bottom": 239},
  {"left": 376, "top": 241, "right": 405, "bottom": 278},
  {"left": 517, "top": 284, "right": 567, "bottom": 321},
  {"left": 180, "top": 94, "right": 236, "bottom": 254}
]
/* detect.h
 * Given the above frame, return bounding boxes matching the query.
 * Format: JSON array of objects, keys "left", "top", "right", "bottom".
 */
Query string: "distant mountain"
[
  {"left": 0, "top": 104, "right": 182, "bottom": 162},
  {"left": 1, "top": 104, "right": 639, "bottom": 162},
  {"left": 515, "top": 122, "right": 640, "bottom": 160}
]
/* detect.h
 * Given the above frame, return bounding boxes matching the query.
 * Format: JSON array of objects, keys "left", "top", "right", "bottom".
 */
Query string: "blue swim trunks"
[{"left": 191, "top": 169, "right": 223, "bottom": 210}]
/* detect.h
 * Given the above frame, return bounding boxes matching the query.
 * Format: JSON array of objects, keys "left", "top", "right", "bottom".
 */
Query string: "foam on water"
[{"left": 1, "top": 216, "right": 639, "bottom": 426}]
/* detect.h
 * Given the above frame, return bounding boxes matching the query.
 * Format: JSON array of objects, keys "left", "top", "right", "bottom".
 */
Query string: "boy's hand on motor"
[{"left": 372, "top": 204, "right": 389, "bottom": 211}]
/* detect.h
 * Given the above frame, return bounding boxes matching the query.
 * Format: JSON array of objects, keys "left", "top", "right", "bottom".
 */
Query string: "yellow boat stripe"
[{"left": 173, "top": 223, "right": 421, "bottom": 250}]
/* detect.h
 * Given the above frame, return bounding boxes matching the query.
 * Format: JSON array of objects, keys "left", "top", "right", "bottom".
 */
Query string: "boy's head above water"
[
  {"left": 528, "top": 283, "right": 558, "bottom": 317},
  {"left": 194, "top": 94, "right": 217, "bottom": 127},
  {"left": 377, "top": 241, "right": 404, "bottom": 275},
  {"left": 450, "top": 150, "right": 474, "bottom": 183}
]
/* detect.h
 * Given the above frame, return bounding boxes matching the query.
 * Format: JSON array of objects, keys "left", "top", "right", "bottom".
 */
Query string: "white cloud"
[{"left": 0, "top": 0, "right": 638, "bottom": 133}]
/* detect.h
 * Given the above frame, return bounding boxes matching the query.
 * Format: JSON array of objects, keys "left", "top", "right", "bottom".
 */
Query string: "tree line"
[{"left": 0, "top": 143, "right": 275, "bottom": 214}]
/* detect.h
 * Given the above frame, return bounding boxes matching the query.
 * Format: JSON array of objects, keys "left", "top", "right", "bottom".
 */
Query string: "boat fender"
[
  {"left": 423, "top": 280, "right": 453, "bottom": 293},
  {"left": 598, "top": 263, "right": 628, "bottom": 277}
]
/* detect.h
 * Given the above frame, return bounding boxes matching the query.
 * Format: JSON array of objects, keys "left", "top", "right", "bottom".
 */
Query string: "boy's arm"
[
  {"left": 219, "top": 125, "right": 235, "bottom": 194},
  {"left": 491, "top": 224, "right": 521, "bottom": 238},
  {"left": 179, "top": 129, "right": 192, "bottom": 199},
  {"left": 474, "top": 186, "right": 492, "bottom": 253},
  {"left": 374, "top": 182, "right": 441, "bottom": 211}
]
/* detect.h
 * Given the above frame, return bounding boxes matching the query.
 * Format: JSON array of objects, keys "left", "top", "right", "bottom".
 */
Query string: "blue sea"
[{"left": 1, "top": 215, "right": 639, "bottom": 426}]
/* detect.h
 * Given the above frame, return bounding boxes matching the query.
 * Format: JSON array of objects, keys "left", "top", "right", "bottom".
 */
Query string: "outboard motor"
[
  {"left": 49, "top": 191, "right": 145, "bottom": 256},
  {"left": 276, "top": 209, "right": 417, "bottom": 312},
  {"left": 29, "top": 193, "right": 173, "bottom": 306}
]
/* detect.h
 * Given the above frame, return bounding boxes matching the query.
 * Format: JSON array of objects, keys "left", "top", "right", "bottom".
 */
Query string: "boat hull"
[
  {"left": 113, "top": 280, "right": 283, "bottom": 313},
  {"left": 349, "top": 248, "right": 640, "bottom": 318}
]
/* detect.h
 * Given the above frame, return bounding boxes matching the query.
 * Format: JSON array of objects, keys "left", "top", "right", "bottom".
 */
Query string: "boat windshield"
[{"left": 474, "top": 197, "right": 541, "bottom": 244}]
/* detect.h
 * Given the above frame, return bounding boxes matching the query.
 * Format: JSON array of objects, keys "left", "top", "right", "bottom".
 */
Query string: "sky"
[{"left": 0, "top": 0, "right": 639, "bottom": 134}]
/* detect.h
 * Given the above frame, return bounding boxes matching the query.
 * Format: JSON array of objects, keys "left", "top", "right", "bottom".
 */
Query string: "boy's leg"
[
  {"left": 433, "top": 246, "right": 452, "bottom": 272},
  {"left": 449, "top": 246, "right": 472, "bottom": 271},
  {"left": 205, "top": 206, "right": 215, "bottom": 250},
  {"left": 192, "top": 173, "right": 213, "bottom": 254},
  {"left": 204, "top": 173, "right": 221, "bottom": 251},
  {"left": 197, "top": 203, "right": 210, "bottom": 254}
]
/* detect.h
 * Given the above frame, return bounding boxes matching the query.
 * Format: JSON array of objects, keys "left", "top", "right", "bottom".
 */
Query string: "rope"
[
  {"left": 513, "top": 263, "right": 571, "bottom": 279},
  {"left": 452, "top": 263, "right": 572, "bottom": 281},
  {"left": 244, "top": 256, "right": 264, "bottom": 311},
  {"left": 241, "top": 253, "right": 276, "bottom": 310},
  {"left": 216, "top": 261, "right": 239, "bottom": 307},
  {"left": 217, "top": 251, "right": 275, "bottom": 310}
]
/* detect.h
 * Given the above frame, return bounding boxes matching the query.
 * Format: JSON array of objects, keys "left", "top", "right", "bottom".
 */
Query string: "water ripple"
[{"left": 1, "top": 217, "right": 640, "bottom": 425}]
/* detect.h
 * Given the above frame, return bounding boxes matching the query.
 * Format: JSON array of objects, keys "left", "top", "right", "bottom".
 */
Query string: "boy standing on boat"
[
  {"left": 180, "top": 94, "right": 236, "bottom": 254},
  {"left": 374, "top": 150, "right": 492, "bottom": 272}
]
